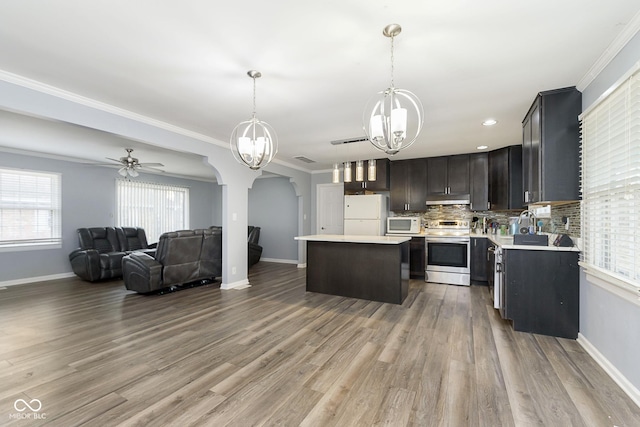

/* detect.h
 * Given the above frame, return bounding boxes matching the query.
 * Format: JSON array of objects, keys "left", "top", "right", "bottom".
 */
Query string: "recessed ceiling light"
[
  {"left": 482, "top": 119, "right": 497, "bottom": 126},
  {"left": 477, "top": 145, "right": 489, "bottom": 150}
]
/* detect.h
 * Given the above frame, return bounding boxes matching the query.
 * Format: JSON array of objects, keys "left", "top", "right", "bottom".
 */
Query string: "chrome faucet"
[{"left": 518, "top": 209, "right": 537, "bottom": 232}]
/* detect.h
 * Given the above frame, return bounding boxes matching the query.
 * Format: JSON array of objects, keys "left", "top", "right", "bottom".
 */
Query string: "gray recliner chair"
[{"left": 122, "top": 228, "right": 222, "bottom": 293}]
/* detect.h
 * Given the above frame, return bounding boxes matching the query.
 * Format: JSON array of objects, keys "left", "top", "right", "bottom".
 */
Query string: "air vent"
[
  {"left": 330, "top": 136, "right": 369, "bottom": 145},
  {"left": 293, "top": 155, "right": 316, "bottom": 163}
]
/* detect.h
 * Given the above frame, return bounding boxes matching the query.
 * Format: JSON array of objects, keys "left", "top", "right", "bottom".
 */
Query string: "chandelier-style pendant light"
[
  {"left": 363, "top": 24, "right": 424, "bottom": 155},
  {"left": 230, "top": 70, "right": 278, "bottom": 170}
]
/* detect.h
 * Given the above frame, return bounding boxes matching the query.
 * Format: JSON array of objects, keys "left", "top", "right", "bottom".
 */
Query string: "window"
[
  {"left": 580, "top": 63, "right": 640, "bottom": 292},
  {"left": 116, "top": 179, "right": 189, "bottom": 243},
  {"left": 0, "top": 168, "right": 61, "bottom": 249}
]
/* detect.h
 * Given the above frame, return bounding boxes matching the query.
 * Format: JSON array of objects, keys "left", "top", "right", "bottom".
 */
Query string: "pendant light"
[
  {"left": 343, "top": 161, "right": 352, "bottom": 183},
  {"left": 230, "top": 70, "right": 278, "bottom": 170},
  {"left": 367, "top": 159, "right": 376, "bottom": 181},
  {"left": 332, "top": 163, "right": 340, "bottom": 184},
  {"left": 355, "top": 160, "right": 364, "bottom": 182},
  {"left": 364, "top": 24, "right": 424, "bottom": 155}
]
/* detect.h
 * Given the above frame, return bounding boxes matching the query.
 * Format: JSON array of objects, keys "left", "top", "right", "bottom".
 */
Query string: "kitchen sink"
[{"left": 513, "top": 234, "right": 549, "bottom": 246}]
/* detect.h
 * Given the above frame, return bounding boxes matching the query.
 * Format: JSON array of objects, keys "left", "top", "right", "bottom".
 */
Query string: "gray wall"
[
  {"left": 0, "top": 150, "right": 220, "bottom": 282},
  {"left": 249, "top": 176, "right": 298, "bottom": 262},
  {"left": 580, "top": 32, "right": 640, "bottom": 394}
]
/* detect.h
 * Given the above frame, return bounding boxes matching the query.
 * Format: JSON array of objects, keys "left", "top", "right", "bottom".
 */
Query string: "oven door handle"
[{"left": 426, "top": 237, "right": 470, "bottom": 244}]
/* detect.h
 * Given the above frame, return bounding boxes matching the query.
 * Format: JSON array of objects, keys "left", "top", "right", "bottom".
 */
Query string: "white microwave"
[{"left": 387, "top": 216, "right": 422, "bottom": 234}]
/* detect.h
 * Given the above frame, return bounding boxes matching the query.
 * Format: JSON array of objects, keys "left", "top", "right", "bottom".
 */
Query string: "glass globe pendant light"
[
  {"left": 230, "top": 70, "right": 278, "bottom": 170},
  {"left": 364, "top": 24, "right": 424, "bottom": 155}
]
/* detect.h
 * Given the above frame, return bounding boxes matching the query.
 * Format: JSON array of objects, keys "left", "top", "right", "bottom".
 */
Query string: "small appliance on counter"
[{"left": 387, "top": 216, "right": 422, "bottom": 234}]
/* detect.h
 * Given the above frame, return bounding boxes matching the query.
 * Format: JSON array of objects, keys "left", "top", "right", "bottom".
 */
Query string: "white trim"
[
  {"left": 260, "top": 257, "right": 299, "bottom": 264},
  {"left": 0, "top": 272, "right": 75, "bottom": 287},
  {"left": 576, "top": 9, "right": 640, "bottom": 91},
  {"left": 577, "top": 333, "right": 640, "bottom": 409},
  {"left": 579, "top": 61, "right": 640, "bottom": 118},
  {"left": 220, "top": 278, "right": 250, "bottom": 290},
  {"left": 580, "top": 263, "right": 640, "bottom": 307},
  {"left": 297, "top": 263, "right": 307, "bottom": 269},
  {"left": 0, "top": 69, "right": 312, "bottom": 174}
]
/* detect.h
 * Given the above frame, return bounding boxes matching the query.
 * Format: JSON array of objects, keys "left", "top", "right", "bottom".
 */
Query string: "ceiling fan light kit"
[{"left": 230, "top": 70, "right": 278, "bottom": 170}]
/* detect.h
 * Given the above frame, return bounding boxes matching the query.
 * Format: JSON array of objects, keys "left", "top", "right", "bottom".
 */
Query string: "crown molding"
[
  {"left": 0, "top": 70, "right": 316, "bottom": 175},
  {"left": 576, "top": 9, "right": 640, "bottom": 91},
  {"left": 0, "top": 69, "right": 228, "bottom": 148}
]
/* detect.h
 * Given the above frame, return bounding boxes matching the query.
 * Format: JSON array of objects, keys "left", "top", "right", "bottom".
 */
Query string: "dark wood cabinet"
[
  {"left": 389, "top": 158, "right": 428, "bottom": 212},
  {"left": 409, "top": 237, "right": 425, "bottom": 279},
  {"left": 522, "top": 87, "right": 581, "bottom": 204},
  {"left": 502, "top": 249, "right": 579, "bottom": 339},
  {"left": 344, "top": 158, "right": 390, "bottom": 193},
  {"left": 489, "top": 145, "right": 523, "bottom": 211},
  {"left": 469, "top": 153, "right": 489, "bottom": 211},
  {"left": 426, "top": 154, "right": 470, "bottom": 196},
  {"left": 470, "top": 237, "right": 489, "bottom": 283}
]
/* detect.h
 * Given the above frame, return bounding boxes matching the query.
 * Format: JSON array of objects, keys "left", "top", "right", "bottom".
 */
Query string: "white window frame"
[
  {"left": 0, "top": 167, "right": 62, "bottom": 252},
  {"left": 579, "top": 61, "right": 640, "bottom": 305},
  {"left": 115, "top": 179, "right": 190, "bottom": 243}
]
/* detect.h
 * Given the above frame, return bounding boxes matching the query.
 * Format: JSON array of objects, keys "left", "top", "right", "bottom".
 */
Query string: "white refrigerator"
[{"left": 344, "top": 194, "right": 387, "bottom": 236}]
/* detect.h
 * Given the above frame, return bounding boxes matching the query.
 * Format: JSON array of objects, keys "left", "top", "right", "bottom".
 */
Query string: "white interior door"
[{"left": 317, "top": 183, "right": 344, "bottom": 234}]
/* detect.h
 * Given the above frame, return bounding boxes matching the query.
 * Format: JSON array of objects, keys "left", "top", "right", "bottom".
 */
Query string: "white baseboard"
[
  {"left": 297, "top": 263, "right": 307, "bottom": 269},
  {"left": 220, "top": 278, "right": 250, "bottom": 290},
  {"left": 260, "top": 257, "right": 298, "bottom": 264},
  {"left": 0, "top": 272, "right": 76, "bottom": 288},
  {"left": 577, "top": 333, "right": 640, "bottom": 408}
]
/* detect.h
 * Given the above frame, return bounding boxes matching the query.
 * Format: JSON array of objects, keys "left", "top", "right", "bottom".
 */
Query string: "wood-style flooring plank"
[{"left": 0, "top": 262, "right": 638, "bottom": 426}]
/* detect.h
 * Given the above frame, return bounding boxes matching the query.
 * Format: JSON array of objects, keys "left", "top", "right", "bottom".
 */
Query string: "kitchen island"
[{"left": 295, "top": 235, "right": 410, "bottom": 304}]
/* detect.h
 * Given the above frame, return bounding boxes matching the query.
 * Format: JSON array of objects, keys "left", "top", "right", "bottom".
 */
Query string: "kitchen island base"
[{"left": 304, "top": 239, "right": 409, "bottom": 304}]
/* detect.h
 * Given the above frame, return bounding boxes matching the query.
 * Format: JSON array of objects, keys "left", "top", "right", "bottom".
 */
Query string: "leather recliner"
[
  {"left": 209, "top": 225, "right": 263, "bottom": 267},
  {"left": 122, "top": 228, "right": 222, "bottom": 293},
  {"left": 69, "top": 227, "right": 154, "bottom": 282}
]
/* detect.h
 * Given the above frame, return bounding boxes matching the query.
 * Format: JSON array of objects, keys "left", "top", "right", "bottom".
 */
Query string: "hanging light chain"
[
  {"left": 252, "top": 74, "right": 257, "bottom": 118},
  {"left": 390, "top": 33, "right": 395, "bottom": 88}
]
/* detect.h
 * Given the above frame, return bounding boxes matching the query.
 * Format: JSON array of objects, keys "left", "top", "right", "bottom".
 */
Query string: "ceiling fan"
[{"left": 99, "top": 148, "right": 164, "bottom": 177}]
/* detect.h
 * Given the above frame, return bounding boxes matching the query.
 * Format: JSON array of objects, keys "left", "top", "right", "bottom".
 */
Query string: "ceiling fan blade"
[
  {"left": 142, "top": 165, "right": 165, "bottom": 173},
  {"left": 138, "top": 162, "right": 164, "bottom": 167},
  {"left": 106, "top": 157, "right": 124, "bottom": 163}
]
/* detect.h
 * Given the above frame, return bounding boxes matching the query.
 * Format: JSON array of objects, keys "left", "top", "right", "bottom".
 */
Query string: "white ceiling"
[{"left": 1, "top": 1, "right": 639, "bottom": 179}]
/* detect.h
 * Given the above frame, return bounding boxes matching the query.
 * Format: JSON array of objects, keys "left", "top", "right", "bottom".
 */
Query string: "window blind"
[
  {"left": 0, "top": 168, "right": 62, "bottom": 246},
  {"left": 580, "top": 63, "right": 640, "bottom": 289},
  {"left": 116, "top": 179, "right": 190, "bottom": 243}
]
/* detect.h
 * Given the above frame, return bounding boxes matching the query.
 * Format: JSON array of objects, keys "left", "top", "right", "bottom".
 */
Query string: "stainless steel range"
[{"left": 425, "top": 219, "right": 470, "bottom": 286}]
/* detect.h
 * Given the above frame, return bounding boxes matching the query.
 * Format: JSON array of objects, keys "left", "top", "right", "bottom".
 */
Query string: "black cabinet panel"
[
  {"left": 470, "top": 237, "right": 489, "bottom": 283},
  {"left": 489, "top": 145, "right": 523, "bottom": 210},
  {"left": 470, "top": 153, "right": 488, "bottom": 211},
  {"left": 427, "top": 155, "right": 469, "bottom": 196},
  {"left": 522, "top": 87, "right": 581, "bottom": 203},
  {"left": 389, "top": 158, "right": 427, "bottom": 212},
  {"left": 503, "top": 249, "right": 579, "bottom": 339},
  {"left": 410, "top": 237, "right": 425, "bottom": 278}
]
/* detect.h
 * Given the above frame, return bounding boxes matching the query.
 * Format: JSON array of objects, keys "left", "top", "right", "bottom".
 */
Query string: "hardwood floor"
[{"left": 1, "top": 262, "right": 639, "bottom": 426}]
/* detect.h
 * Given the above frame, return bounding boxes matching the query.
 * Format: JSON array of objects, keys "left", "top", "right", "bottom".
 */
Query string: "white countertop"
[
  {"left": 473, "top": 233, "right": 581, "bottom": 252},
  {"left": 295, "top": 234, "right": 411, "bottom": 244}
]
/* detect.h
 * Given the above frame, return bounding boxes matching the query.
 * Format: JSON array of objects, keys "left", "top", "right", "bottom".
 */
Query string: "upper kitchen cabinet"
[
  {"left": 522, "top": 87, "right": 581, "bottom": 204},
  {"left": 426, "top": 154, "right": 470, "bottom": 199},
  {"left": 389, "top": 158, "right": 428, "bottom": 212},
  {"left": 469, "top": 152, "right": 489, "bottom": 211},
  {"left": 489, "top": 145, "right": 523, "bottom": 210},
  {"left": 344, "top": 158, "right": 390, "bottom": 193}
]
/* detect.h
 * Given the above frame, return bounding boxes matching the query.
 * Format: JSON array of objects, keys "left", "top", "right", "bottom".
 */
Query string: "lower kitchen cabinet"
[
  {"left": 470, "top": 237, "right": 489, "bottom": 283},
  {"left": 503, "top": 249, "right": 579, "bottom": 339},
  {"left": 409, "top": 237, "right": 425, "bottom": 279}
]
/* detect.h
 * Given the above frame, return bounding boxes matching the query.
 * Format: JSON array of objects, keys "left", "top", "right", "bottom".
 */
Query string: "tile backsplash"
[{"left": 392, "top": 201, "right": 581, "bottom": 237}]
